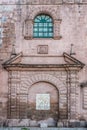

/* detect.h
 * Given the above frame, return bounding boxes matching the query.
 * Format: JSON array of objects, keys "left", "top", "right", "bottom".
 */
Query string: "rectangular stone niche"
[
  {"left": 37, "top": 45, "right": 48, "bottom": 54},
  {"left": 36, "top": 94, "right": 50, "bottom": 110}
]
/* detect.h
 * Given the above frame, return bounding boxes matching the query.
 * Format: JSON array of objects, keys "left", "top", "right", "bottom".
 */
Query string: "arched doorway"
[{"left": 27, "top": 81, "right": 59, "bottom": 126}]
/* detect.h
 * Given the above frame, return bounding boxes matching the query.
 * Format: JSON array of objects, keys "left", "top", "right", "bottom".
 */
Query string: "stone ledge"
[{"left": 0, "top": 119, "right": 87, "bottom": 128}]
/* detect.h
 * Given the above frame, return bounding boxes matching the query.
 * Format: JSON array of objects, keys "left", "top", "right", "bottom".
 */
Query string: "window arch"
[{"left": 33, "top": 14, "right": 53, "bottom": 38}]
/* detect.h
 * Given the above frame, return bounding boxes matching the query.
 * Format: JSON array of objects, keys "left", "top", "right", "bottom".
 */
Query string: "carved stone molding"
[
  {"left": 0, "top": 0, "right": 85, "bottom": 5},
  {"left": 26, "top": 0, "right": 63, "bottom": 5},
  {"left": 28, "top": 6, "right": 60, "bottom": 20}
]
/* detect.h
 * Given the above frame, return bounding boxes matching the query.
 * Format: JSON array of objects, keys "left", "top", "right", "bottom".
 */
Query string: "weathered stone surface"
[
  {"left": 80, "top": 121, "right": 87, "bottom": 127},
  {"left": 38, "top": 118, "right": 56, "bottom": 127},
  {"left": 0, "top": 0, "right": 87, "bottom": 128},
  {"left": 40, "top": 123, "right": 48, "bottom": 128},
  {"left": 29, "top": 120, "right": 38, "bottom": 127},
  {"left": 57, "top": 121, "right": 63, "bottom": 127}
]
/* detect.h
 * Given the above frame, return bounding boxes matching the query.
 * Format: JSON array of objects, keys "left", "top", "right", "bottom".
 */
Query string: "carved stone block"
[{"left": 37, "top": 45, "right": 48, "bottom": 54}]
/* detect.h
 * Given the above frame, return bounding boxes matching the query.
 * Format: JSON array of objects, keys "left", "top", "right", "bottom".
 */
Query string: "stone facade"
[{"left": 0, "top": 0, "right": 87, "bottom": 127}]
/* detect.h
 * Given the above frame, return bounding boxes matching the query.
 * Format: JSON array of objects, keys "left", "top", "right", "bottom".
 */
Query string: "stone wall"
[
  {"left": 0, "top": 68, "right": 82, "bottom": 127},
  {"left": 0, "top": 0, "right": 87, "bottom": 127}
]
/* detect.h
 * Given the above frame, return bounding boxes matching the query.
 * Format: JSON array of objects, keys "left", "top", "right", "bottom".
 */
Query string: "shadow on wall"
[{"left": 80, "top": 81, "right": 87, "bottom": 87}]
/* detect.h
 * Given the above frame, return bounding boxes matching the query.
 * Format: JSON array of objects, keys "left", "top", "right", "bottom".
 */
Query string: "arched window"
[{"left": 33, "top": 14, "right": 53, "bottom": 38}]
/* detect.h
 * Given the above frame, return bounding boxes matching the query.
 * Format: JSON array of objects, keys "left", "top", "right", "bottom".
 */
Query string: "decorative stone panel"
[{"left": 37, "top": 45, "right": 48, "bottom": 54}]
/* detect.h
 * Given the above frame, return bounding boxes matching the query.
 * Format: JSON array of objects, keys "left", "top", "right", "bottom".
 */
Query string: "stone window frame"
[{"left": 23, "top": 9, "right": 62, "bottom": 40}]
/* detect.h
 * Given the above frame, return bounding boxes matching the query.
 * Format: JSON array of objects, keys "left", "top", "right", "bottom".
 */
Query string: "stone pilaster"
[
  {"left": 68, "top": 71, "right": 78, "bottom": 120},
  {"left": 8, "top": 71, "right": 20, "bottom": 119},
  {"left": 54, "top": 19, "right": 62, "bottom": 40},
  {"left": 23, "top": 20, "right": 33, "bottom": 40}
]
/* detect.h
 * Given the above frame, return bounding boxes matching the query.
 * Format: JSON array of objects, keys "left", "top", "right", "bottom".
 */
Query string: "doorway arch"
[
  {"left": 27, "top": 81, "right": 59, "bottom": 121},
  {"left": 20, "top": 73, "right": 67, "bottom": 122}
]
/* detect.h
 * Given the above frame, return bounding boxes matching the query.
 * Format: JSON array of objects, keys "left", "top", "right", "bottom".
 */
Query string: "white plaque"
[{"left": 36, "top": 94, "right": 50, "bottom": 110}]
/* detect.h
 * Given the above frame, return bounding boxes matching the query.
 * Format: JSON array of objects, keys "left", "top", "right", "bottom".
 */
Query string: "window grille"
[{"left": 33, "top": 14, "right": 53, "bottom": 38}]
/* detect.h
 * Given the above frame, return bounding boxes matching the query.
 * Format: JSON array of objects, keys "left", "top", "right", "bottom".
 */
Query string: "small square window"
[
  {"left": 39, "top": 28, "right": 43, "bottom": 31},
  {"left": 34, "top": 33, "right": 38, "bottom": 37},
  {"left": 44, "top": 23, "right": 48, "bottom": 27},
  {"left": 49, "top": 23, "right": 53, "bottom": 27},
  {"left": 34, "top": 23, "right": 38, "bottom": 27},
  {"left": 44, "top": 33, "right": 48, "bottom": 37},
  {"left": 44, "top": 28, "right": 48, "bottom": 32},
  {"left": 39, "top": 23, "right": 43, "bottom": 27},
  {"left": 39, "top": 33, "right": 43, "bottom": 37},
  {"left": 34, "top": 28, "right": 38, "bottom": 31},
  {"left": 49, "top": 33, "right": 53, "bottom": 37}
]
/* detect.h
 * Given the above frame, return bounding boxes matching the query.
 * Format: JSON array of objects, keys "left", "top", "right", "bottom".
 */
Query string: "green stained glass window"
[{"left": 33, "top": 14, "right": 53, "bottom": 38}]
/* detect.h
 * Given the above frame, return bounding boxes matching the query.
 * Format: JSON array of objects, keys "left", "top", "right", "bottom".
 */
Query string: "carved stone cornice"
[{"left": 2, "top": 52, "right": 85, "bottom": 71}]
